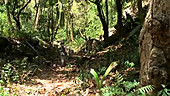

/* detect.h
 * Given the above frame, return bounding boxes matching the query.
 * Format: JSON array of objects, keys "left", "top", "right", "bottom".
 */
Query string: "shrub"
[{"left": 0, "top": 57, "right": 38, "bottom": 85}]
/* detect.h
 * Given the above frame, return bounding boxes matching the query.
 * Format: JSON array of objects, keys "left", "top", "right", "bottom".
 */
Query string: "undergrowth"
[
  {"left": 0, "top": 57, "right": 38, "bottom": 85},
  {"left": 0, "top": 85, "right": 10, "bottom": 96},
  {"left": 101, "top": 73, "right": 154, "bottom": 96}
]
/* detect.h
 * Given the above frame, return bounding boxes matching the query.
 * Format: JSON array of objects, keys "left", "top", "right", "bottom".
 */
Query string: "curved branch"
[
  {"left": 17, "top": 0, "right": 31, "bottom": 18},
  {"left": 12, "top": 0, "right": 17, "bottom": 18}
]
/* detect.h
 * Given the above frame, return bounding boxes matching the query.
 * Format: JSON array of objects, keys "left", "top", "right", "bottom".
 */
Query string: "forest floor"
[
  {"left": 11, "top": 66, "right": 81, "bottom": 96},
  {"left": 6, "top": 39, "right": 139, "bottom": 96}
]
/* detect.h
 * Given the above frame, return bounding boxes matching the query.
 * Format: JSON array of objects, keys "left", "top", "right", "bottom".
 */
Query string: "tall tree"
[
  {"left": 4, "top": 0, "right": 12, "bottom": 27},
  {"left": 137, "top": 0, "right": 144, "bottom": 23},
  {"left": 139, "top": 0, "right": 170, "bottom": 95},
  {"left": 44, "top": 0, "right": 65, "bottom": 44},
  {"left": 115, "top": 0, "right": 123, "bottom": 35},
  {"left": 89, "top": 0, "right": 109, "bottom": 42},
  {"left": 65, "top": 16, "right": 70, "bottom": 41},
  {"left": 65, "top": 0, "right": 72, "bottom": 41},
  {"left": 70, "top": 13, "right": 74, "bottom": 41},
  {"left": 34, "top": 0, "right": 42, "bottom": 28},
  {"left": 11, "top": 0, "right": 32, "bottom": 30}
]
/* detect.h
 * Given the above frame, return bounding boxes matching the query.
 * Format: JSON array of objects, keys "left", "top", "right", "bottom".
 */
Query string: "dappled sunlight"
[
  {"left": 1, "top": 0, "right": 166, "bottom": 95},
  {"left": 10, "top": 65, "right": 79, "bottom": 95}
]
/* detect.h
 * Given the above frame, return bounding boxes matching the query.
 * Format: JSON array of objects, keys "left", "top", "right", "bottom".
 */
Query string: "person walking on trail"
[{"left": 60, "top": 42, "right": 67, "bottom": 66}]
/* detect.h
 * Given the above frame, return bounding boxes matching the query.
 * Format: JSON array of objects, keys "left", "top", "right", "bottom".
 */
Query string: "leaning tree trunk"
[{"left": 139, "top": 0, "right": 170, "bottom": 95}]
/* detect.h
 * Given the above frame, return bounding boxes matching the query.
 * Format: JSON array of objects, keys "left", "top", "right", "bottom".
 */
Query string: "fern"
[
  {"left": 115, "top": 73, "right": 124, "bottom": 84},
  {"left": 101, "top": 73, "right": 154, "bottom": 96},
  {"left": 158, "top": 84, "right": 170, "bottom": 96},
  {"left": 101, "top": 73, "right": 140, "bottom": 96},
  {"left": 136, "top": 85, "right": 154, "bottom": 95},
  {"left": 122, "top": 80, "right": 139, "bottom": 92}
]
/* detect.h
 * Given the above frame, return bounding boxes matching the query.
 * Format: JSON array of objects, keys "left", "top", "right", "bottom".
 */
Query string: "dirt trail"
[
  {"left": 9, "top": 42, "right": 138, "bottom": 96},
  {"left": 11, "top": 65, "right": 82, "bottom": 96}
]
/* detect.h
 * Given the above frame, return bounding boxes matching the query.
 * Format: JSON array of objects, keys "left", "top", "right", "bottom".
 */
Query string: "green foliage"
[
  {"left": 55, "top": 29, "right": 67, "bottom": 41},
  {"left": 77, "top": 70, "right": 92, "bottom": 82},
  {"left": 101, "top": 86, "right": 125, "bottom": 96},
  {"left": 90, "top": 69, "right": 100, "bottom": 88},
  {"left": 108, "top": 0, "right": 117, "bottom": 27},
  {"left": 97, "top": 66, "right": 107, "bottom": 75},
  {"left": 158, "top": 84, "right": 170, "bottom": 96},
  {"left": 74, "top": 76, "right": 89, "bottom": 89},
  {"left": 66, "top": 38, "right": 85, "bottom": 51},
  {"left": 0, "top": 85, "right": 9, "bottom": 96},
  {"left": 101, "top": 73, "right": 155, "bottom": 96},
  {"left": 90, "top": 61, "right": 118, "bottom": 89},
  {"left": 0, "top": 80, "right": 18, "bottom": 96},
  {"left": 136, "top": 85, "right": 154, "bottom": 95},
  {"left": 101, "top": 73, "right": 139, "bottom": 96},
  {"left": 84, "top": 4, "right": 103, "bottom": 38},
  {"left": 124, "top": 60, "right": 135, "bottom": 68},
  {"left": 0, "top": 6, "right": 8, "bottom": 36},
  {"left": 122, "top": 49, "right": 140, "bottom": 67},
  {"left": 0, "top": 57, "right": 38, "bottom": 85}
]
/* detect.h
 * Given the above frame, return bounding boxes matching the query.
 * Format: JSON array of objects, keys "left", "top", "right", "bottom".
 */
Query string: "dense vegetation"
[{"left": 0, "top": 0, "right": 169, "bottom": 95}]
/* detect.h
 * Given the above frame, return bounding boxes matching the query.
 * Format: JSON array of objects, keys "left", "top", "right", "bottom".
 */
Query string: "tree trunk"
[
  {"left": 50, "top": 6, "right": 54, "bottom": 45},
  {"left": 89, "top": 0, "right": 109, "bottom": 42},
  {"left": 65, "top": 16, "right": 70, "bottom": 41},
  {"left": 116, "top": 0, "right": 123, "bottom": 35},
  {"left": 12, "top": 0, "right": 31, "bottom": 30},
  {"left": 137, "top": 0, "right": 144, "bottom": 23},
  {"left": 46, "top": 8, "right": 50, "bottom": 39},
  {"left": 4, "top": 0, "right": 12, "bottom": 26},
  {"left": 70, "top": 14, "right": 74, "bottom": 42},
  {"left": 34, "top": 0, "right": 41, "bottom": 28},
  {"left": 105, "top": 0, "right": 109, "bottom": 41},
  {"left": 96, "top": 2, "right": 108, "bottom": 42},
  {"left": 139, "top": 0, "right": 170, "bottom": 95}
]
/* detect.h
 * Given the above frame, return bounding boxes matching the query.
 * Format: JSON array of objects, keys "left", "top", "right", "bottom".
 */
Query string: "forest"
[{"left": 0, "top": 0, "right": 169, "bottom": 96}]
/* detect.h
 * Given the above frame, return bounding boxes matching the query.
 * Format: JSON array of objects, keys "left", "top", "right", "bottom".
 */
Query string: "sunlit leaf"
[{"left": 90, "top": 69, "right": 100, "bottom": 89}]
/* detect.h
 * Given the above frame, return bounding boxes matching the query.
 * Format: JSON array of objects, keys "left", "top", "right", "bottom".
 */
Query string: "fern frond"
[
  {"left": 115, "top": 73, "right": 124, "bottom": 84},
  {"left": 137, "top": 85, "right": 154, "bottom": 94}
]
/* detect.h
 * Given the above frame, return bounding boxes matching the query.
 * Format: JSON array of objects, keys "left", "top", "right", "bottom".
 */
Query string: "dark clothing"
[{"left": 61, "top": 46, "right": 67, "bottom": 55}]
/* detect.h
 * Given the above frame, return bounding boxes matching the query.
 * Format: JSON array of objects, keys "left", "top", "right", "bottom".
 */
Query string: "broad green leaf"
[
  {"left": 90, "top": 69, "right": 100, "bottom": 89},
  {"left": 103, "top": 61, "right": 118, "bottom": 78},
  {"left": 100, "top": 61, "right": 118, "bottom": 88}
]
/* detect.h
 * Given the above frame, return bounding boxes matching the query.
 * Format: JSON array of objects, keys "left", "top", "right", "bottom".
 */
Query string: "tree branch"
[
  {"left": 96, "top": 3, "right": 105, "bottom": 25},
  {"left": 12, "top": 0, "right": 18, "bottom": 22},
  {"left": 12, "top": 0, "right": 17, "bottom": 17},
  {"left": 17, "top": 0, "right": 31, "bottom": 18}
]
